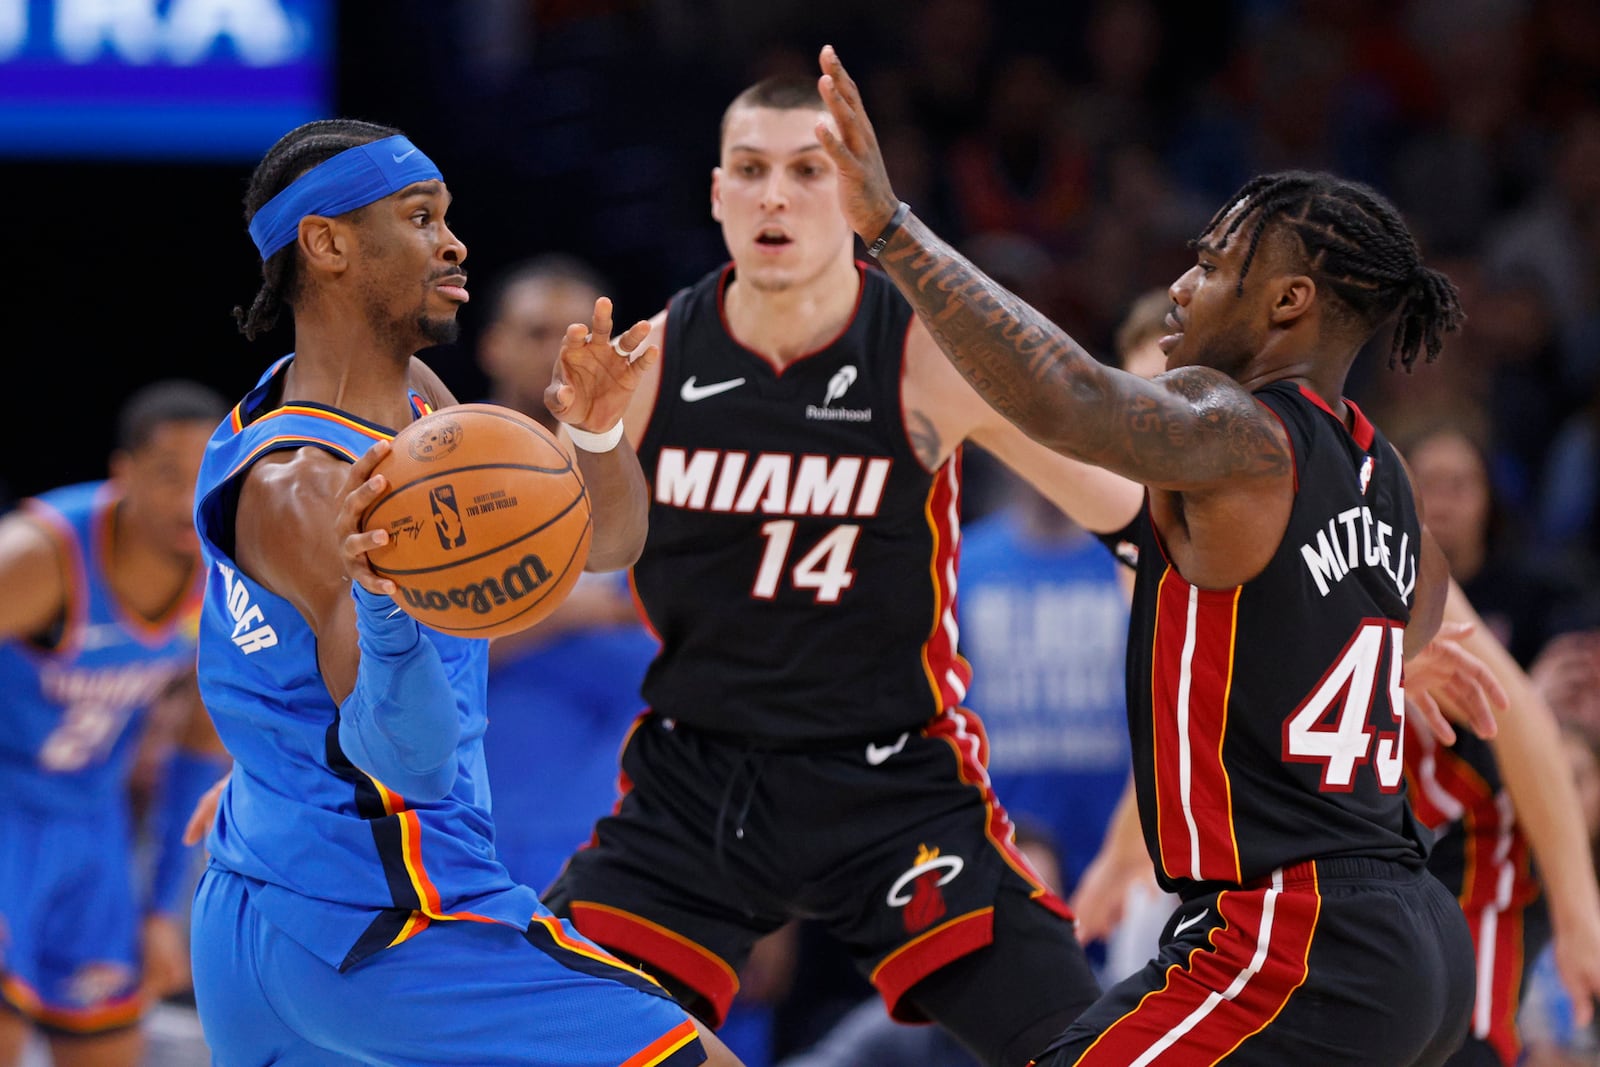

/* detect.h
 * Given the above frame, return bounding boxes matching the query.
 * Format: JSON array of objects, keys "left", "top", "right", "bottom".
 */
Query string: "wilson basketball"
[{"left": 361, "top": 404, "right": 591, "bottom": 639}]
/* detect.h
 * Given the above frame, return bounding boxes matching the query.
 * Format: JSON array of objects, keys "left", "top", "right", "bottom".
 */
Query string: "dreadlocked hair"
[
  {"left": 235, "top": 118, "right": 404, "bottom": 341},
  {"left": 1198, "top": 171, "right": 1464, "bottom": 370}
]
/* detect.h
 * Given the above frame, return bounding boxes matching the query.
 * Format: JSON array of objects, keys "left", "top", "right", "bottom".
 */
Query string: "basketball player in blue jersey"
[
  {"left": 0, "top": 381, "right": 229, "bottom": 1067},
  {"left": 187, "top": 119, "right": 739, "bottom": 1067},
  {"left": 816, "top": 44, "right": 1513, "bottom": 1065},
  {"left": 542, "top": 76, "right": 1148, "bottom": 1067}
]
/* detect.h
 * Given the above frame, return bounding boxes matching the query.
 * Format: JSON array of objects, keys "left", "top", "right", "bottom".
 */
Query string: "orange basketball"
[{"left": 361, "top": 404, "right": 591, "bottom": 639}]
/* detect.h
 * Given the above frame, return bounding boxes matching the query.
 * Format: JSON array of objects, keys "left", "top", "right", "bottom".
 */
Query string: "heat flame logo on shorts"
[{"left": 886, "top": 843, "right": 964, "bottom": 934}]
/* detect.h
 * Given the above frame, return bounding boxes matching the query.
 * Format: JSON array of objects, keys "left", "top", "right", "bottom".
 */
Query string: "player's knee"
[{"left": 901, "top": 889, "right": 1100, "bottom": 1067}]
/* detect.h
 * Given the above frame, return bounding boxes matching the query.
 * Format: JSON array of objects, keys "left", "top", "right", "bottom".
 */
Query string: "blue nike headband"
[{"left": 247, "top": 135, "right": 443, "bottom": 259}]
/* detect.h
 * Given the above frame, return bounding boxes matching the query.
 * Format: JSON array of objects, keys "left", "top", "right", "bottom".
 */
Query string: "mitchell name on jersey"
[{"left": 1299, "top": 501, "right": 1417, "bottom": 601}]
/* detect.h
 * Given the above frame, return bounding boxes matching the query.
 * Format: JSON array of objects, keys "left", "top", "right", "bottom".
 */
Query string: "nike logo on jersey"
[
  {"left": 1173, "top": 908, "right": 1209, "bottom": 937},
  {"left": 866, "top": 732, "right": 910, "bottom": 765},
  {"left": 680, "top": 376, "right": 746, "bottom": 402}
]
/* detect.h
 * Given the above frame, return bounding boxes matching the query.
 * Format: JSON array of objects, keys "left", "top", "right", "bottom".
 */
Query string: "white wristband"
[{"left": 566, "top": 421, "right": 625, "bottom": 453}]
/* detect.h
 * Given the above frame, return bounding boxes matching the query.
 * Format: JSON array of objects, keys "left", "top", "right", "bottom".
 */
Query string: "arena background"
[{"left": 15, "top": 0, "right": 1599, "bottom": 538}]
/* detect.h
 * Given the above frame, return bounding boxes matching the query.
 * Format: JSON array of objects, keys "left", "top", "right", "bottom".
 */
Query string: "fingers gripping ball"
[{"left": 361, "top": 404, "right": 591, "bottom": 638}]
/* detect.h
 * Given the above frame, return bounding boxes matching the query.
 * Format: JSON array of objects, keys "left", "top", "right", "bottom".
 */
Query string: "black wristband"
[{"left": 866, "top": 201, "right": 910, "bottom": 259}]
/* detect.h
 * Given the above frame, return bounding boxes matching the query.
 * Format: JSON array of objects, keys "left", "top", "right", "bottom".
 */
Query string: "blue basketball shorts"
[
  {"left": 0, "top": 804, "right": 142, "bottom": 1034},
  {"left": 191, "top": 864, "right": 708, "bottom": 1067}
]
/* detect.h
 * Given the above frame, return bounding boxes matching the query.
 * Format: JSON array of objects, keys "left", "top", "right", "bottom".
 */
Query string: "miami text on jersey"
[{"left": 655, "top": 448, "right": 892, "bottom": 517}]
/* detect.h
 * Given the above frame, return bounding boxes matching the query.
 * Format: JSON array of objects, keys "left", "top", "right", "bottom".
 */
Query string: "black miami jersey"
[
  {"left": 1123, "top": 381, "right": 1431, "bottom": 893},
  {"left": 631, "top": 262, "right": 966, "bottom": 743}
]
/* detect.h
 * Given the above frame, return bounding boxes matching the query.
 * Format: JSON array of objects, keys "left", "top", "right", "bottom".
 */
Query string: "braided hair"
[
  {"left": 235, "top": 119, "right": 403, "bottom": 341},
  {"left": 1198, "top": 171, "right": 1464, "bottom": 370}
]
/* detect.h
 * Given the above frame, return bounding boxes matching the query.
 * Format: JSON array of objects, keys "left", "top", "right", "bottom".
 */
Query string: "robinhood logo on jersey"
[{"left": 806, "top": 365, "right": 870, "bottom": 422}]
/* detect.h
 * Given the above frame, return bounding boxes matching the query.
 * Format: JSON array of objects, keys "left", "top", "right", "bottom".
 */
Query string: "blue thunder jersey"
[
  {"left": 193, "top": 357, "right": 540, "bottom": 972},
  {"left": 0, "top": 481, "right": 200, "bottom": 815}
]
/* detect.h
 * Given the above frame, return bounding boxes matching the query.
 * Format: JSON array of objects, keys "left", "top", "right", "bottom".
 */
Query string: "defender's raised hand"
[
  {"left": 815, "top": 45, "right": 902, "bottom": 244},
  {"left": 545, "top": 296, "right": 658, "bottom": 435}
]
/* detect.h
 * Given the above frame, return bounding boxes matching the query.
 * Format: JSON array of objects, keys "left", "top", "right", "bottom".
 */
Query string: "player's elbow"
[
  {"left": 340, "top": 714, "right": 460, "bottom": 802},
  {"left": 377, "top": 759, "right": 458, "bottom": 804}
]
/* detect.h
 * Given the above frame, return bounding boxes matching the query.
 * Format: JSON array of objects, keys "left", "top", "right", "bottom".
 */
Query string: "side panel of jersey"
[
  {"left": 956, "top": 514, "right": 1131, "bottom": 890},
  {"left": 0, "top": 481, "right": 198, "bottom": 815},
  {"left": 632, "top": 263, "right": 966, "bottom": 742},
  {"left": 1405, "top": 727, "right": 1539, "bottom": 914},
  {"left": 1124, "top": 382, "right": 1431, "bottom": 893},
  {"left": 193, "top": 360, "right": 538, "bottom": 971}
]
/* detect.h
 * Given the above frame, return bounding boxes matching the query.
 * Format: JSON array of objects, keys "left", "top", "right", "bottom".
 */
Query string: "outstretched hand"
[
  {"left": 1406, "top": 622, "right": 1507, "bottom": 745},
  {"left": 815, "top": 45, "right": 903, "bottom": 244},
  {"left": 545, "top": 297, "right": 657, "bottom": 435}
]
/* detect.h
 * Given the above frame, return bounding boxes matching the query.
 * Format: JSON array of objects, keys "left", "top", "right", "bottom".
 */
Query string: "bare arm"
[
  {"left": 815, "top": 48, "right": 1291, "bottom": 496},
  {"left": 1441, "top": 583, "right": 1600, "bottom": 1026},
  {"left": 906, "top": 323, "right": 1145, "bottom": 533},
  {"left": 545, "top": 297, "right": 658, "bottom": 571},
  {"left": 1068, "top": 776, "right": 1156, "bottom": 944},
  {"left": 0, "top": 510, "right": 69, "bottom": 642},
  {"left": 235, "top": 446, "right": 371, "bottom": 700}
]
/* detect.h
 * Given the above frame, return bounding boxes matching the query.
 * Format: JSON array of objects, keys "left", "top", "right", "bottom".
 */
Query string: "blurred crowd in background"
[{"left": 9, "top": 0, "right": 1600, "bottom": 1064}]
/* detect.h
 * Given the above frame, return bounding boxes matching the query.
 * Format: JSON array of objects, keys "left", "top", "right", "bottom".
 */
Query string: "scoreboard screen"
[{"left": 0, "top": 0, "right": 332, "bottom": 160}]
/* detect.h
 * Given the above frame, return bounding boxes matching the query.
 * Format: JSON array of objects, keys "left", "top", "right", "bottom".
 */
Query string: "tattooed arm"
[{"left": 814, "top": 46, "right": 1290, "bottom": 494}]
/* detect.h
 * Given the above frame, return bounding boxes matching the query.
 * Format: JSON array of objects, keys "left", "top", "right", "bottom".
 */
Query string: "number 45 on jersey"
[{"left": 1283, "top": 620, "right": 1407, "bottom": 792}]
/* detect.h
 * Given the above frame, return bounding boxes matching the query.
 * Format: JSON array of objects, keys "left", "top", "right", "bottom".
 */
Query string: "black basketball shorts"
[
  {"left": 543, "top": 708, "right": 1081, "bottom": 1027},
  {"left": 1031, "top": 857, "right": 1476, "bottom": 1067}
]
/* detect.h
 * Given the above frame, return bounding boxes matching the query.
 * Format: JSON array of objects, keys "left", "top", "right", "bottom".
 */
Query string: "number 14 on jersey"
[{"left": 753, "top": 521, "right": 861, "bottom": 603}]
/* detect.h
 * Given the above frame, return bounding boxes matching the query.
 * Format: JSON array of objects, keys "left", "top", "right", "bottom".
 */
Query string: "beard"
[{"left": 418, "top": 310, "right": 460, "bottom": 346}]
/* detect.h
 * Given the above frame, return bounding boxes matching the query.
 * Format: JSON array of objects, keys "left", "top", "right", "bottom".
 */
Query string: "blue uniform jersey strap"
[
  {"left": 193, "top": 358, "right": 537, "bottom": 971},
  {"left": 0, "top": 482, "right": 198, "bottom": 814}
]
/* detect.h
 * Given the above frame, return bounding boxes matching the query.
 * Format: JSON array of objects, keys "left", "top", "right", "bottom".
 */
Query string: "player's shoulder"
[
  {"left": 407, "top": 357, "right": 458, "bottom": 409},
  {"left": 239, "top": 444, "right": 348, "bottom": 511}
]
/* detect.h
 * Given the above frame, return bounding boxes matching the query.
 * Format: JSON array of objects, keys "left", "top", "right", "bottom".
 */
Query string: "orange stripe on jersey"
[
  {"left": 1425, "top": 747, "right": 1496, "bottom": 911},
  {"left": 1472, "top": 884, "right": 1529, "bottom": 1065},
  {"left": 251, "top": 404, "right": 394, "bottom": 442},
  {"left": 1150, "top": 569, "right": 1242, "bottom": 883},
  {"left": 622, "top": 1018, "right": 701, "bottom": 1067},
  {"left": 365, "top": 773, "right": 405, "bottom": 818},
  {"left": 918, "top": 455, "right": 970, "bottom": 712},
  {"left": 228, "top": 402, "right": 245, "bottom": 433},
  {"left": 870, "top": 906, "right": 994, "bottom": 1004},
  {"left": 0, "top": 974, "right": 142, "bottom": 1033},
  {"left": 526, "top": 913, "right": 655, "bottom": 981},
  {"left": 1072, "top": 866, "right": 1319, "bottom": 1066},
  {"left": 395, "top": 810, "right": 498, "bottom": 925},
  {"left": 568, "top": 901, "right": 739, "bottom": 1002},
  {"left": 385, "top": 910, "right": 432, "bottom": 948},
  {"left": 222, "top": 435, "right": 362, "bottom": 483},
  {"left": 927, "top": 709, "right": 1073, "bottom": 919}
]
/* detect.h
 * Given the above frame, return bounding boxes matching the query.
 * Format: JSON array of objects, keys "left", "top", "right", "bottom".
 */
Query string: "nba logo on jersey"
[
  {"left": 430, "top": 485, "right": 467, "bottom": 549},
  {"left": 1359, "top": 455, "right": 1374, "bottom": 495}
]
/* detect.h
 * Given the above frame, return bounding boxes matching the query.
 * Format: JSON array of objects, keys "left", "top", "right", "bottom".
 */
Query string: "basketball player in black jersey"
[
  {"left": 542, "top": 77, "right": 1151, "bottom": 1067},
  {"left": 815, "top": 43, "right": 1503, "bottom": 1067}
]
